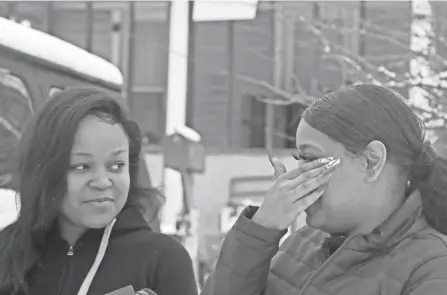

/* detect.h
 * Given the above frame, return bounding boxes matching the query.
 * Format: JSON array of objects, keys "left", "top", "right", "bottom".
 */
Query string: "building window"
[
  {"left": 130, "top": 87, "right": 165, "bottom": 146},
  {"left": 243, "top": 94, "right": 266, "bottom": 148},
  {"left": 242, "top": 93, "right": 305, "bottom": 148}
]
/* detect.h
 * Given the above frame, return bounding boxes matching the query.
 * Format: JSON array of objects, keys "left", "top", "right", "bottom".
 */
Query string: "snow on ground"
[{"left": 0, "top": 189, "right": 19, "bottom": 230}]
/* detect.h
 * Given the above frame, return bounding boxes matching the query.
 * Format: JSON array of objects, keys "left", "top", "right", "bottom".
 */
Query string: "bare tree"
[{"left": 237, "top": 1, "right": 447, "bottom": 144}]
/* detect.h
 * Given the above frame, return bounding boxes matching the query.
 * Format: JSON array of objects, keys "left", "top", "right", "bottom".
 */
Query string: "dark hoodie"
[{"left": 24, "top": 206, "right": 198, "bottom": 295}]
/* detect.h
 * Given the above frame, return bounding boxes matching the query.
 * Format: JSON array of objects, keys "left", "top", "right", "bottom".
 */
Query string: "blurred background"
[{"left": 1, "top": 0, "right": 447, "bottom": 289}]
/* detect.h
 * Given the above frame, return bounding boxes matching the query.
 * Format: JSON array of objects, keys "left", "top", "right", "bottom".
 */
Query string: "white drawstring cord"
[{"left": 76, "top": 218, "right": 117, "bottom": 295}]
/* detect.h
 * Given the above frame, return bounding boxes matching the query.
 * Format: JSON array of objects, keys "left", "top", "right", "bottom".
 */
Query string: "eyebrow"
[{"left": 72, "top": 149, "right": 129, "bottom": 157}]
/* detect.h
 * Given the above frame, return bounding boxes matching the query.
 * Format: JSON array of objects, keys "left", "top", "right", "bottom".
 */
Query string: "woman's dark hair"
[
  {"left": 302, "top": 84, "right": 447, "bottom": 235},
  {"left": 0, "top": 87, "right": 161, "bottom": 294}
]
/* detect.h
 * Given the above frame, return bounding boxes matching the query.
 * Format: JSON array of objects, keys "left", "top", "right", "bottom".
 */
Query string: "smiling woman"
[{"left": 0, "top": 87, "right": 197, "bottom": 295}]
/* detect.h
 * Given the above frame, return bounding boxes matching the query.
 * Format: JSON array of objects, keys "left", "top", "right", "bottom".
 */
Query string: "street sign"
[{"left": 193, "top": 0, "right": 258, "bottom": 22}]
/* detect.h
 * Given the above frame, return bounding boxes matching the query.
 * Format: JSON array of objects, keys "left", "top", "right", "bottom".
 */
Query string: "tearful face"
[{"left": 295, "top": 121, "right": 372, "bottom": 235}]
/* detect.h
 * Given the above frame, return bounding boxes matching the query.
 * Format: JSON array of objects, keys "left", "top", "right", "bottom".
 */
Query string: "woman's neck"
[
  {"left": 347, "top": 188, "right": 407, "bottom": 236},
  {"left": 58, "top": 217, "right": 87, "bottom": 246}
]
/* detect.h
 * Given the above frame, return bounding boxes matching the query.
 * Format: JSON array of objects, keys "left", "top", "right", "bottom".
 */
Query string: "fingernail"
[
  {"left": 326, "top": 158, "right": 340, "bottom": 168},
  {"left": 319, "top": 157, "right": 334, "bottom": 164}
]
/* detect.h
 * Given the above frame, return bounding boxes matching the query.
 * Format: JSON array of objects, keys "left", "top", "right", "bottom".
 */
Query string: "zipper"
[
  {"left": 57, "top": 245, "right": 76, "bottom": 295},
  {"left": 298, "top": 235, "right": 357, "bottom": 295}
]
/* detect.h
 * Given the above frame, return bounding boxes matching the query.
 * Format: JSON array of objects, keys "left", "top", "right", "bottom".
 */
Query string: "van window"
[{"left": 0, "top": 68, "right": 33, "bottom": 188}]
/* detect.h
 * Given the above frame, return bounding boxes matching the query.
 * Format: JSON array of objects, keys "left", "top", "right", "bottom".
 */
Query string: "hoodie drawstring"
[{"left": 76, "top": 218, "right": 117, "bottom": 295}]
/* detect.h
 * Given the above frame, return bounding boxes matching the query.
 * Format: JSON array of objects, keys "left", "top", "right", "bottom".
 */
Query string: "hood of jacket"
[{"left": 41, "top": 204, "right": 152, "bottom": 257}]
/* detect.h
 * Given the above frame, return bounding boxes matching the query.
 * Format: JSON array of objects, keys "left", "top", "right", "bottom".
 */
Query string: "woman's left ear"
[{"left": 362, "top": 140, "right": 387, "bottom": 183}]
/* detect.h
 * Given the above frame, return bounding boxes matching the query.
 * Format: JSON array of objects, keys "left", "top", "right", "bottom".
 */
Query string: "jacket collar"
[
  {"left": 43, "top": 205, "right": 151, "bottom": 250},
  {"left": 321, "top": 190, "right": 427, "bottom": 255},
  {"left": 351, "top": 190, "right": 427, "bottom": 252}
]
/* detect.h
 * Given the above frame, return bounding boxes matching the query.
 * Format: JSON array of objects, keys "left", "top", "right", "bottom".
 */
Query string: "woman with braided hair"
[{"left": 202, "top": 84, "right": 447, "bottom": 295}]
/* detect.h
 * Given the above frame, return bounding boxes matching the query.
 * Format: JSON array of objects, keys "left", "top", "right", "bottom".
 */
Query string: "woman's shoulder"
[
  {"left": 109, "top": 229, "right": 193, "bottom": 279},
  {"left": 397, "top": 227, "right": 447, "bottom": 293},
  {"left": 112, "top": 207, "right": 189, "bottom": 255},
  {"left": 406, "top": 225, "right": 447, "bottom": 258},
  {"left": 145, "top": 232, "right": 190, "bottom": 255},
  {"left": 137, "top": 232, "right": 193, "bottom": 269},
  {"left": 113, "top": 228, "right": 189, "bottom": 254}
]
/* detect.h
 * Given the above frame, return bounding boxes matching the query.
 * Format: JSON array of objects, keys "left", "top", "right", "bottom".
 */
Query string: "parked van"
[{"left": 0, "top": 17, "right": 161, "bottom": 230}]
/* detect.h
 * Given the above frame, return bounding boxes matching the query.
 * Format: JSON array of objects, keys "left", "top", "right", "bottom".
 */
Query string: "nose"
[{"left": 89, "top": 170, "right": 112, "bottom": 190}]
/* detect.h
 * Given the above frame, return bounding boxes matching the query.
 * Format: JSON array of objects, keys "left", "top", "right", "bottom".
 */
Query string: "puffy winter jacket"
[{"left": 202, "top": 191, "right": 447, "bottom": 295}]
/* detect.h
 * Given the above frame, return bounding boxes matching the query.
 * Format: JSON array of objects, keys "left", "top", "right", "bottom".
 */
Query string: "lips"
[{"left": 85, "top": 197, "right": 114, "bottom": 203}]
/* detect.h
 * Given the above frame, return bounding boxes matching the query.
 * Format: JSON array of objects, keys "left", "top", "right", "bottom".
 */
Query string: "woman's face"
[
  {"left": 295, "top": 121, "right": 382, "bottom": 235},
  {"left": 59, "top": 115, "right": 130, "bottom": 240}
]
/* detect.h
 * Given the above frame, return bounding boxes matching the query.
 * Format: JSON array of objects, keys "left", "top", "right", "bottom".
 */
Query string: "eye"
[
  {"left": 292, "top": 152, "right": 317, "bottom": 163},
  {"left": 109, "top": 162, "right": 126, "bottom": 172},
  {"left": 70, "top": 164, "right": 89, "bottom": 171}
]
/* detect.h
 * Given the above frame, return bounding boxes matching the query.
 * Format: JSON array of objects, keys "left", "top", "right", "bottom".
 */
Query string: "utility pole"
[
  {"left": 226, "top": 20, "right": 235, "bottom": 148},
  {"left": 162, "top": 0, "right": 200, "bottom": 288},
  {"left": 310, "top": 2, "right": 320, "bottom": 94},
  {"left": 110, "top": 9, "right": 122, "bottom": 67},
  {"left": 284, "top": 7, "right": 295, "bottom": 97},
  {"left": 281, "top": 2, "right": 295, "bottom": 149},
  {"left": 6, "top": 2, "right": 18, "bottom": 21},
  {"left": 46, "top": 2, "right": 55, "bottom": 35},
  {"left": 265, "top": 1, "right": 283, "bottom": 149},
  {"left": 341, "top": 8, "right": 349, "bottom": 82},
  {"left": 162, "top": 0, "right": 190, "bottom": 237},
  {"left": 283, "top": 6, "right": 300, "bottom": 232},
  {"left": 186, "top": 1, "right": 196, "bottom": 128},
  {"left": 359, "top": 0, "right": 366, "bottom": 57},
  {"left": 123, "top": 1, "right": 135, "bottom": 111},
  {"left": 86, "top": 1, "right": 94, "bottom": 53}
]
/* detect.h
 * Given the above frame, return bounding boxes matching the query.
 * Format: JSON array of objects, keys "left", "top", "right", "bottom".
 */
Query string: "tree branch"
[{"left": 237, "top": 75, "right": 316, "bottom": 105}]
